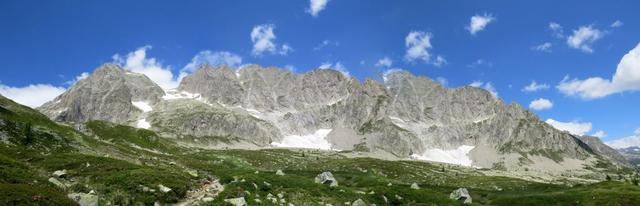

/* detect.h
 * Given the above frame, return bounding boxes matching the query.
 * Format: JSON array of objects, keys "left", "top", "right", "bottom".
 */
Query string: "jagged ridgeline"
[{"left": 38, "top": 64, "right": 629, "bottom": 171}]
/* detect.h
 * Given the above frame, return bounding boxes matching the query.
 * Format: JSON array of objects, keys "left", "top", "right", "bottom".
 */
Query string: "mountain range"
[{"left": 37, "top": 63, "right": 631, "bottom": 174}]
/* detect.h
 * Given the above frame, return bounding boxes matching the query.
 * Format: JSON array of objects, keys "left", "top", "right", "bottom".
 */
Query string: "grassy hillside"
[{"left": 1, "top": 95, "right": 640, "bottom": 205}]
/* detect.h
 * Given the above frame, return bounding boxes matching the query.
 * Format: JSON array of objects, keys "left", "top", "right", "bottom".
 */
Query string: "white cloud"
[
  {"left": 529, "top": 98, "right": 553, "bottom": 110},
  {"left": 545, "top": 119, "right": 592, "bottom": 136},
  {"left": 611, "top": 20, "right": 623, "bottom": 28},
  {"left": 112, "top": 46, "right": 179, "bottom": 90},
  {"left": 64, "top": 72, "right": 89, "bottom": 85},
  {"left": 375, "top": 57, "right": 392, "bottom": 68},
  {"left": 522, "top": 80, "right": 550, "bottom": 92},
  {"left": 566, "top": 25, "right": 605, "bottom": 53},
  {"left": 313, "top": 40, "right": 339, "bottom": 50},
  {"left": 0, "top": 84, "right": 66, "bottom": 108},
  {"left": 549, "top": 22, "right": 564, "bottom": 38},
  {"left": 606, "top": 128, "right": 640, "bottom": 149},
  {"left": 532, "top": 42, "right": 552, "bottom": 52},
  {"left": 557, "top": 42, "right": 640, "bottom": 99},
  {"left": 433, "top": 55, "right": 447, "bottom": 67},
  {"left": 319, "top": 62, "right": 350, "bottom": 77},
  {"left": 251, "top": 24, "right": 292, "bottom": 56},
  {"left": 592, "top": 130, "right": 607, "bottom": 138},
  {"left": 306, "top": 0, "right": 329, "bottom": 17},
  {"left": 404, "top": 31, "right": 433, "bottom": 63},
  {"left": 182, "top": 51, "right": 242, "bottom": 72},
  {"left": 469, "top": 81, "right": 498, "bottom": 97},
  {"left": 403, "top": 31, "right": 447, "bottom": 66},
  {"left": 466, "top": 13, "right": 495, "bottom": 35},
  {"left": 466, "top": 59, "right": 492, "bottom": 68},
  {"left": 436, "top": 77, "right": 448, "bottom": 86}
]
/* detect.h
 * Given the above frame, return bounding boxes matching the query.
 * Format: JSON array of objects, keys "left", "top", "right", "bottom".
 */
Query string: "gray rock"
[
  {"left": 410, "top": 183, "right": 420, "bottom": 190},
  {"left": 314, "top": 171, "right": 338, "bottom": 187},
  {"left": 48, "top": 177, "right": 66, "bottom": 189},
  {"left": 276, "top": 169, "right": 285, "bottom": 176},
  {"left": 158, "top": 184, "right": 172, "bottom": 193},
  {"left": 67, "top": 193, "right": 99, "bottom": 206},
  {"left": 52, "top": 169, "right": 67, "bottom": 178},
  {"left": 449, "top": 188, "right": 472, "bottom": 204},
  {"left": 224, "top": 197, "right": 247, "bottom": 206},
  {"left": 352, "top": 199, "right": 366, "bottom": 206}
]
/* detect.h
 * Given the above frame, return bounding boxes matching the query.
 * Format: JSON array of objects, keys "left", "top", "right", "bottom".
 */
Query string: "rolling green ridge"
[{"left": 1, "top": 95, "right": 640, "bottom": 205}]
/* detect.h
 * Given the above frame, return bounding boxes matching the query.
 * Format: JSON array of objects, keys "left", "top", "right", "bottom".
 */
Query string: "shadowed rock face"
[
  {"left": 39, "top": 63, "right": 629, "bottom": 169},
  {"left": 38, "top": 64, "right": 164, "bottom": 124}
]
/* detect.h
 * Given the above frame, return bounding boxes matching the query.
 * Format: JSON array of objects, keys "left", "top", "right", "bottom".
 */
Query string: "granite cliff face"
[{"left": 38, "top": 64, "right": 629, "bottom": 171}]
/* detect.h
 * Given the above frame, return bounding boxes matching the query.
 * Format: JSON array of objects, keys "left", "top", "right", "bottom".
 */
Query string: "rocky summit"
[{"left": 39, "top": 64, "right": 628, "bottom": 173}]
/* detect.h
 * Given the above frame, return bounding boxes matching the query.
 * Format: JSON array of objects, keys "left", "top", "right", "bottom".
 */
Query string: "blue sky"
[{"left": 1, "top": 0, "right": 640, "bottom": 144}]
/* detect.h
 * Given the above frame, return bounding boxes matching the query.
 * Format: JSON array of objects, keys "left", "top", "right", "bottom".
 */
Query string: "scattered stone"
[
  {"left": 158, "top": 184, "right": 172, "bottom": 193},
  {"left": 88, "top": 190, "right": 96, "bottom": 195},
  {"left": 395, "top": 194, "right": 403, "bottom": 200},
  {"left": 186, "top": 169, "right": 198, "bottom": 177},
  {"left": 387, "top": 182, "right": 392, "bottom": 186},
  {"left": 382, "top": 195, "right": 388, "bottom": 203},
  {"left": 277, "top": 193, "right": 284, "bottom": 198},
  {"left": 53, "top": 170, "right": 68, "bottom": 178},
  {"left": 263, "top": 181, "right": 272, "bottom": 187},
  {"left": 356, "top": 191, "right": 366, "bottom": 194},
  {"left": 140, "top": 185, "right": 156, "bottom": 193},
  {"left": 276, "top": 169, "right": 285, "bottom": 176},
  {"left": 449, "top": 188, "right": 472, "bottom": 204},
  {"left": 224, "top": 197, "right": 247, "bottom": 206},
  {"left": 254, "top": 198, "right": 262, "bottom": 203},
  {"left": 252, "top": 182, "right": 258, "bottom": 189},
  {"left": 254, "top": 171, "right": 259, "bottom": 174},
  {"left": 314, "top": 171, "right": 338, "bottom": 187},
  {"left": 48, "top": 177, "right": 66, "bottom": 189},
  {"left": 410, "top": 183, "right": 420, "bottom": 190},
  {"left": 201, "top": 197, "right": 215, "bottom": 202},
  {"left": 368, "top": 191, "right": 375, "bottom": 194},
  {"left": 352, "top": 199, "right": 366, "bottom": 206},
  {"left": 67, "top": 192, "right": 99, "bottom": 206}
]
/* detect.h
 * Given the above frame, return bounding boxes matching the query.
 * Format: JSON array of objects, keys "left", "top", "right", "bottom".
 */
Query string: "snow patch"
[
  {"left": 411, "top": 145, "right": 475, "bottom": 167},
  {"left": 162, "top": 90, "right": 203, "bottom": 100},
  {"left": 136, "top": 119, "right": 151, "bottom": 129},
  {"left": 132, "top": 101, "right": 153, "bottom": 113},
  {"left": 271, "top": 129, "right": 334, "bottom": 150}
]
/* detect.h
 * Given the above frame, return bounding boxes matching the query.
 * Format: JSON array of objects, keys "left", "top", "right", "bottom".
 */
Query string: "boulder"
[
  {"left": 449, "top": 188, "right": 472, "bottom": 204},
  {"left": 314, "top": 171, "right": 338, "bottom": 187},
  {"left": 352, "top": 199, "right": 366, "bottom": 206},
  {"left": 410, "top": 183, "right": 420, "bottom": 189},
  {"left": 53, "top": 170, "right": 68, "bottom": 178},
  {"left": 67, "top": 193, "right": 99, "bottom": 206},
  {"left": 224, "top": 197, "right": 247, "bottom": 206},
  {"left": 276, "top": 169, "right": 285, "bottom": 176},
  {"left": 48, "top": 177, "right": 66, "bottom": 189},
  {"left": 158, "top": 184, "right": 172, "bottom": 193}
]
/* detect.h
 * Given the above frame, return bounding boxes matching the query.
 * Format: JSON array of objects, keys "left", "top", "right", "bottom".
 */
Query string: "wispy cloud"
[
  {"left": 566, "top": 25, "right": 605, "bottom": 53},
  {"left": 0, "top": 84, "right": 66, "bottom": 108},
  {"left": 375, "top": 57, "right": 392, "bottom": 68},
  {"left": 610, "top": 20, "right": 623, "bottom": 28},
  {"left": 522, "top": 80, "right": 550, "bottom": 92},
  {"left": 466, "top": 13, "right": 495, "bottom": 35},
  {"left": 529, "top": 98, "right": 553, "bottom": 110},
  {"left": 469, "top": 81, "right": 498, "bottom": 97},
  {"left": 404, "top": 31, "right": 446, "bottom": 66},
  {"left": 531, "top": 42, "right": 552, "bottom": 52}
]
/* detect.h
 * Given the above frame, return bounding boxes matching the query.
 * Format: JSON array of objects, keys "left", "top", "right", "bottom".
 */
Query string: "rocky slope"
[{"left": 38, "top": 64, "right": 629, "bottom": 172}]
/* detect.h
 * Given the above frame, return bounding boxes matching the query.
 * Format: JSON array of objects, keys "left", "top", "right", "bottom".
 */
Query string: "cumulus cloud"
[
  {"left": 404, "top": 31, "right": 446, "bottom": 66},
  {"left": 557, "top": 42, "right": 640, "bottom": 99},
  {"left": 0, "top": 84, "right": 66, "bottom": 108},
  {"left": 592, "top": 130, "right": 607, "bottom": 138},
  {"left": 180, "top": 50, "right": 243, "bottom": 80},
  {"left": 611, "top": 20, "right": 623, "bottom": 28},
  {"left": 319, "top": 62, "right": 350, "bottom": 77},
  {"left": 529, "top": 98, "right": 553, "bottom": 110},
  {"left": 532, "top": 42, "right": 552, "bottom": 52},
  {"left": 549, "top": 22, "right": 564, "bottom": 38},
  {"left": 522, "top": 80, "right": 550, "bottom": 92},
  {"left": 469, "top": 81, "right": 498, "bottom": 97},
  {"left": 64, "top": 72, "right": 89, "bottom": 86},
  {"left": 566, "top": 25, "right": 604, "bottom": 53},
  {"left": 606, "top": 128, "right": 640, "bottom": 149},
  {"left": 307, "top": 0, "right": 329, "bottom": 17},
  {"left": 466, "top": 13, "right": 495, "bottom": 35},
  {"left": 251, "top": 24, "right": 292, "bottom": 56},
  {"left": 375, "top": 57, "right": 392, "bottom": 68},
  {"left": 113, "top": 46, "right": 179, "bottom": 90},
  {"left": 545, "top": 119, "right": 592, "bottom": 136}
]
